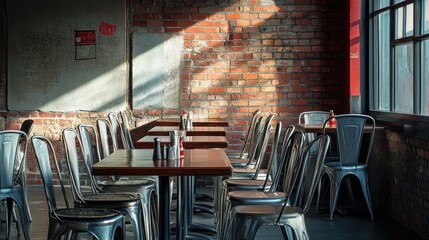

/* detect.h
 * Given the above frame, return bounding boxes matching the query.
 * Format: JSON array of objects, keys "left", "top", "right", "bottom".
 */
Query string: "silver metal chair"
[
  {"left": 62, "top": 128, "right": 146, "bottom": 240},
  {"left": 108, "top": 112, "right": 130, "bottom": 150},
  {"left": 119, "top": 110, "right": 135, "bottom": 149},
  {"left": 78, "top": 123, "right": 158, "bottom": 240},
  {"left": 230, "top": 134, "right": 331, "bottom": 240},
  {"left": 214, "top": 115, "right": 272, "bottom": 225},
  {"left": 218, "top": 121, "right": 283, "bottom": 238},
  {"left": 0, "top": 130, "right": 30, "bottom": 239},
  {"left": 221, "top": 130, "right": 306, "bottom": 240},
  {"left": 298, "top": 111, "right": 329, "bottom": 125},
  {"left": 227, "top": 110, "right": 261, "bottom": 159},
  {"left": 14, "top": 119, "right": 34, "bottom": 222},
  {"left": 32, "top": 135, "right": 125, "bottom": 240},
  {"left": 228, "top": 115, "right": 264, "bottom": 168},
  {"left": 231, "top": 114, "right": 274, "bottom": 178},
  {"left": 320, "top": 114, "right": 375, "bottom": 220}
]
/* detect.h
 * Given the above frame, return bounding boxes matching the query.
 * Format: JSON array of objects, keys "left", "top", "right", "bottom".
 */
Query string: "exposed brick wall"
[
  {"left": 132, "top": 0, "right": 346, "bottom": 151},
  {"left": 370, "top": 131, "right": 429, "bottom": 239},
  {"left": 0, "top": 111, "right": 110, "bottom": 185}
]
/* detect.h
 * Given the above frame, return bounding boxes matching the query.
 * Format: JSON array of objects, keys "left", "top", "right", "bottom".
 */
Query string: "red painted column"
[{"left": 350, "top": 0, "right": 360, "bottom": 97}]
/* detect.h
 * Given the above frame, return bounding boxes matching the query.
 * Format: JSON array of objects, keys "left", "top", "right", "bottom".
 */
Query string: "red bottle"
[
  {"left": 328, "top": 110, "right": 336, "bottom": 127},
  {"left": 179, "top": 135, "right": 185, "bottom": 159}
]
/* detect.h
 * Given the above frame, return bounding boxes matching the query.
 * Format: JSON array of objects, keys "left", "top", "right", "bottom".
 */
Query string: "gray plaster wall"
[
  {"left": 132, "top": 32, "right": 182, "bottom": 109},
  {"left": 7, "top": 0, "right": 126, "bottom": 111}
]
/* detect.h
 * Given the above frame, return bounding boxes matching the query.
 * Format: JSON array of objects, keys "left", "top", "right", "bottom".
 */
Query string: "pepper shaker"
[{"left": 153, "top": 137, "right": 162, "bottom": 160}]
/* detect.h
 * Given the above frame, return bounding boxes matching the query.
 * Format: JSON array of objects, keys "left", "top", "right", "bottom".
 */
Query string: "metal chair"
[
  {"left": 62, "top": 128, "right": 146, "bottom": 240},
  {"left": 214, "top": 115, "right": 271, "bottom": 225},
  {"left": 227, "top": 110, "right": 261, "bottom": 159},
  {"left": 13, "top": 119, "right": 34, "bottom": 222},
  {"left": 78, "top": 123, "right": 158, "bottom": 240},
  {"left": 228, "top": 115, "right": 264, "bottom": 168},
  {"left": 298, "top": 111, "right": 329, "bottom": 125},
  {"left": 319, "top": 114, "right": 376, "bottom": 220},
  {"left": 119, "top": 111, "right": 135, "bottom": 149},
  {"left": 221, "top": 130, "right": 306, "bottom": 240},
  {"left": 0, "top": 130, "right": 30, "bottom": 239},
  {"left": 217, "top": 121, "right": 283, "bottom": 238},
  {"left": 231, "top": 114, "right": 274, "bottom": 178},
  {"left": 108, "top": 112, "right": 130, "bottom": 150},
  {"left": 230, "top": 134, "right": 331, "bottom": 240},
  {"left": 32, "top": 135, "right": 125, "bottom": 240}
]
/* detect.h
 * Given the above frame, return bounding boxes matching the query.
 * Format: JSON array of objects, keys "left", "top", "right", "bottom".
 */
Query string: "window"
[{"left": 369, "top": 0, "right": 429, "bottom": 117}]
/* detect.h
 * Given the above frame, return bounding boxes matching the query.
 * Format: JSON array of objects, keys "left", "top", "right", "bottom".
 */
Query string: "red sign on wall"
[
  {"left": 99, "top": 22, "right": 117, "bottom": 36},
  {"left": 74, "top": 30, "right": 96, "bottom": 45}
]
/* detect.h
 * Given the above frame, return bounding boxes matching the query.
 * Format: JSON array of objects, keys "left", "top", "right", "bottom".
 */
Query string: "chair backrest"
[
  {"left": 108, "top": 112, "right": 129, "bottom": 150},
  {"left": 119, "top": 111, "right": 135, "bottom": 149},
  {"left": 62, "top": 128, "right": 97, "bottom": 202},
  {"left": 20, "top": 119, "right": 34, "bottom": 136},
  {"left": 323, "top": 114, "right": 375, "bottom": 167},
  {"left": 0, "top": 130, "right": 28, "bottom": 189},
  {"left": 246, "top": 114, "right": 274, "bottom": 169},
  {"left": 298, "top": 111, "right": 329, "bottom": 124},
  {"left": 245, "top": 116, "right": 264, "bottom": 163},
  {"left": 96, "top": 118, "right": 118, "bottom": 159},
  {"left": 267, "top": 124, "right": 296, "bottom": 191},
  {"left": 278, "top": 134, "right": 330, "bottom": 220},
  {"left": 258, "top": 122, "right": 283, "bottom": 189},
  {"left": 277, "top": 130, "right": 305, "bottom": 193},
  {"left": 238, "top": 110, "right": 261, "bottom": 158},
  {"left": 78, "top": 124, "right": 105, "bottom": 189},
  {"left": 32, "top": 136, "right": 70, "bottom": 214}
]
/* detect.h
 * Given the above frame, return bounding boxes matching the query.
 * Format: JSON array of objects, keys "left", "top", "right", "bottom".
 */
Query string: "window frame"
[{"left": 368, "top": 0, "right": 429, "bottom": 139}]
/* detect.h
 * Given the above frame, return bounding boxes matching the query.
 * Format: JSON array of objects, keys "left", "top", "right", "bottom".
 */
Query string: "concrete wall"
[
  {"left": 132, "top": 32, "right": 182, "bottom": 109},
  {"left": 7, "top": 0, "right": 126, "bottom": 112}
]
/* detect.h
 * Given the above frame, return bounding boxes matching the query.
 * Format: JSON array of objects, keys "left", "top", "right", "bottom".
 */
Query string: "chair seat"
[
  {"left": 55, "top": 208, "right": 121, "bottom": 219},
  {"left": 229, "top": 158, "right": 249, "bottom": 168},
  {"left": 235, "top": 205, "right": 302, "bottom": 219},
  {"left": 324, "top": 162, "right": 367, "bottom": 171},
  {"left": 223, "top": 179, "right": 270, "bottom": 191},
  {"left": 228, "top": 190, "right": 286, "bottom": 205},
  {"left": 98, "top": 178, "right": 156, "bottom": 187},
  {"left": 80, "top": 193, "right": 141, "bottom": 207},
  {"left": 0, "top": 184, "right": 22, "bottom": 194}
]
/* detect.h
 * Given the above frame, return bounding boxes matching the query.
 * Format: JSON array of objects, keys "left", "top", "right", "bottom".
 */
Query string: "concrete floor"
[{"left": 0, "top": 185, "right": 425, "bottom": 240}]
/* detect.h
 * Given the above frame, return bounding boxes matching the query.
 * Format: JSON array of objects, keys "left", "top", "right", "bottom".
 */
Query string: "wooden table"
[
  {"left": 295, "top": 124, "right": 384, "bottom": 134},
  {"left": 155, "top": 118, "right": 229, "bottom": 127},
  {"left": 136, "top": 135, "right": 228, "bottom": 149},
  {"left": 92, "top": 149, "right": 232, "bottom": 240},
  {"left": 147, "top": 126, "right": 226, "bottom": 136}
]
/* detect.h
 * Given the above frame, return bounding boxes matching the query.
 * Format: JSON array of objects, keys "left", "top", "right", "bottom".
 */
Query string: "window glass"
[
  {"left": 422, "top": 40, "right": 429, "bottom": 114},
  {"left": 394, "top": 0, "right": 406, "bottom": 3},
  {"left": 375, "top": 0, "right": 390, "bottom": 10},
  {"left": 395, "top": 7, "right": 404, "bottom": 39},
  {"left": 376, "top": 12, "right": 391, "bottom": 110},
  {"left": 394, "top": 44, "right": 414, "bottom": 113},
  {"left": 423, "top": 0, "right": 429, "bottom": 34},
  {"left": 405, "top": 4, "right": 414, "bottom": 37}
]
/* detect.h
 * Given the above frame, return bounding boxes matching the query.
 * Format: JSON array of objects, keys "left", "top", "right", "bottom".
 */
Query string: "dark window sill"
[{"left": 369, "top": 110, "right": 429, "bottom": 140}]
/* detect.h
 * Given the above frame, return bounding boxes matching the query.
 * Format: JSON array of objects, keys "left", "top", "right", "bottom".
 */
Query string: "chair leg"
[
  {"left": 286, "top": 215, "right": 309, "bottom": 240},
  {"left": 358, "top": 172, "right": 374, "bottom": 221},
  {"left": 329, "top": 174, "right": 343, "bottom": 221},
  {"left": 6, "top": 198, "right": 14, "bottom": 239}
]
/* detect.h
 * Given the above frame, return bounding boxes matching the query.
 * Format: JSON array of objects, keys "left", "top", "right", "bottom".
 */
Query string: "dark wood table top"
[
  {"left": 92, "top": 149, "right": 232, "bottom": 177},
  {"left": 155, "top": 118, "right": 229, "bottom": 127},
  {"left": 295, "top": 124, "right": 384, "bottom": 134},
  {"left": 136, "top": 135, "right": 228, "bottom": 149},
  {"left": 147, "top": 126, "right": 226, "bottom": 136}
]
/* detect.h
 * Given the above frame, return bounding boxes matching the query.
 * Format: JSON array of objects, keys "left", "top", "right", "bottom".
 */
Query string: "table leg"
[
  {"left": 177, "top": 176, "right": 189, "bottom": 240},
  {"left": 159, "top": 176, "right": 171, "bottom": 240}
]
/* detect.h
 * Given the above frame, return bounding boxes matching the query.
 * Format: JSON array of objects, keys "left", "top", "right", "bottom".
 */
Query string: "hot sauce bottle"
[{"left": 328, "top": 110, "right": 336, "bottom": 127}]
